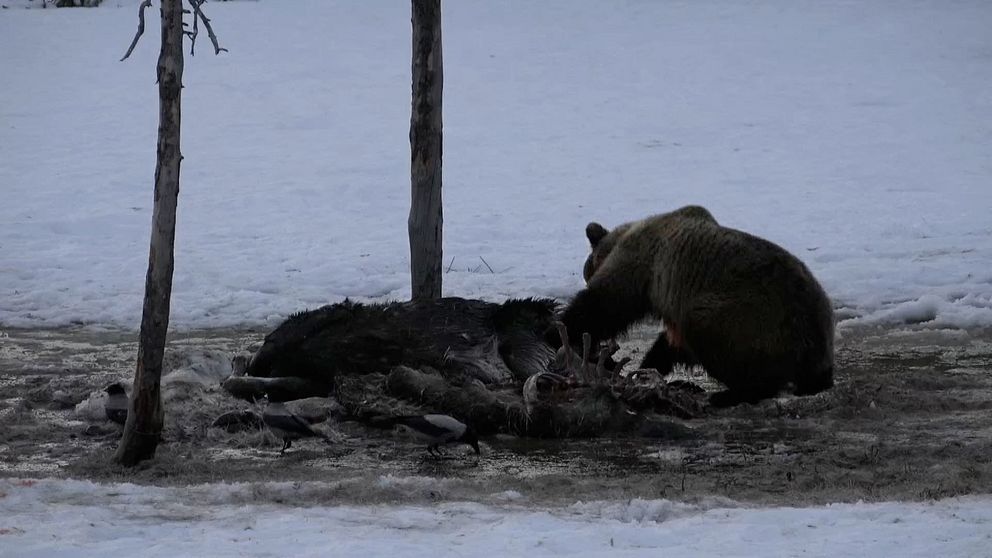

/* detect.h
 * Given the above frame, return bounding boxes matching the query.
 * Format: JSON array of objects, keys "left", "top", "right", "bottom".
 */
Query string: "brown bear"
[{"left": 559, "top": 205, "right": 835, "bottom": 407}]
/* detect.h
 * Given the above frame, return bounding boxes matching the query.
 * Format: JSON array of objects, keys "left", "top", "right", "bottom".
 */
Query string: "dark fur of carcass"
[
  {"left": 225, "top": 296, "right": 706, "bottom": 438},
  {"left": 238, "top": 297, "right": 558, "bottom": 395}
]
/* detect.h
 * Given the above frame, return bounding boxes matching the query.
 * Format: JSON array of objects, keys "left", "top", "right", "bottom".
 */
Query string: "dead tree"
[
  {"left": 115, "top": 0, "right": 224, "bottom": 466},
  {"left": 408, "top": 0, "right": 443, "bottom": 300}
]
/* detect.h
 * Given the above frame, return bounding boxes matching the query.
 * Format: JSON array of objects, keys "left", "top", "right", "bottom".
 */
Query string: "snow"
[
  {"left": 0, "top": 478, "right": 989, "bottom": 557},
  {"left": 4, "top": 7, "right": 992, "bottom": 553},
  {"left": 1, "top": 1, "right": 991, "bottom": 331}
]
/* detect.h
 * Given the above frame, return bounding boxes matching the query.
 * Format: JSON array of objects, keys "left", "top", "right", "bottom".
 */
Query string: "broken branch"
[
  {"left": 479, "top": 256, "right": 494, "bottom": 274},
  {"left": 188, "top": 0, "right": 228, "bottom": 55},
  {"left": 120, "top": 0, "right": 153, "bottom": 62},
  {"left": 184, "top": 4, "right": 199, "bottom": 56}
]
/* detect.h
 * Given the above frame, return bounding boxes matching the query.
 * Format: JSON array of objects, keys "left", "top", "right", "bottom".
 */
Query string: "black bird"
[
  {"left": 104, "top": 383, "right": 129, "bottom": 426},
  {"left": 261, "top": 397, "right": 329, "bottom": 454},
  {"left": 390, "top": 414, "right": 481, "bottom": 456}
]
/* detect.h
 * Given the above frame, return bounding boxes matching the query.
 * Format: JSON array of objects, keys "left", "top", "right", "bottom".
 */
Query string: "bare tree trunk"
[
  {"left": 408, "top": 0, "right": 443, "bottom": 301},
  {"left": 114, "top": 0, "right": 184, "bottom": 466}
]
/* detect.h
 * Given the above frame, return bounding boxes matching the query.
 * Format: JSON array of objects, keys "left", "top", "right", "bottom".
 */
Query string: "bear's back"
[{"left": 642, "top": 214, "right": 832, "bottom": 344}]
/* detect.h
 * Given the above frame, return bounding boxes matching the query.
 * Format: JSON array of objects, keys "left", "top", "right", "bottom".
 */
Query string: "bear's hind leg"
[
  {"left": 677, "top": 300, "right": 787, "bottom": 408},
  {"left": 704, "top": 358, "right": 796, "bottom": 408}
]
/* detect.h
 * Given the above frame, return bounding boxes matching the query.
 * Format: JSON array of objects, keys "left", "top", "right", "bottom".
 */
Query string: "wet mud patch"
[{"left": 1, "top": 325, "right": 991, "bottom": 507}]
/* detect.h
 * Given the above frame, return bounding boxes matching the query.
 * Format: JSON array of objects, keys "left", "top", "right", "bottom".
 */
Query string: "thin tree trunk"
[
  {"left": 409, "top": 0, "right": 443, "bottom": 301},
  {"left": 114, "top": 0, "right": 184, "bottom": 466}
]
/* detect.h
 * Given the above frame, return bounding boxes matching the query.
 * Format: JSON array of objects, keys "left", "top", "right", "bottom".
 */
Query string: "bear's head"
[{"left": 581, "top": 206, "right": 717, "bottom": 283}]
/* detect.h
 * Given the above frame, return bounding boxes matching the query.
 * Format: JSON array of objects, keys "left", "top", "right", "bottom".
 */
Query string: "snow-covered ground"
[
  {"left": 3, "top": 5, "right": 992, "bottom": 555},
  {"left": 0, "top": 478, "right": 988, "bottom": 557},
  {"left": 1, "top": 0, "right": 990, "bottom": 330}
]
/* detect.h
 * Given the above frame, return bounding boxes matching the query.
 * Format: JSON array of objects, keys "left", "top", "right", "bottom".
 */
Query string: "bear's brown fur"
[{"left": 560, "top": 205, "right": 835, "bottom": 407}]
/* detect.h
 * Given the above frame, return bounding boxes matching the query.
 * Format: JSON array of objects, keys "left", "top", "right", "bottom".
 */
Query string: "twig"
[
  {"left": 120, "top": 0, "right": 153, "bottom": 62},
  {"left": 183, "top": 4, "right": 199, "bottom": 56},
  {"left": 479, "top": 256, "right": 494, "bottom": 274},
  {"left": 188, "top": 0, "right": 228, "bottom": 55},
  {"left": 445, "top": 256, "right": 455, "bottom": 273}
]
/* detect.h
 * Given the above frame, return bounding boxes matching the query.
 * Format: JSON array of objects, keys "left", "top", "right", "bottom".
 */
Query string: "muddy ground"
[{"left": 1, "top": 323, "right": 990, "bottom": 507}]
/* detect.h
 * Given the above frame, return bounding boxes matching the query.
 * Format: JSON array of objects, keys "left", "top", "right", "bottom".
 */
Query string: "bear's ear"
[{"left": 586, "top": 222, "right": 609, "bottom": 247}]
